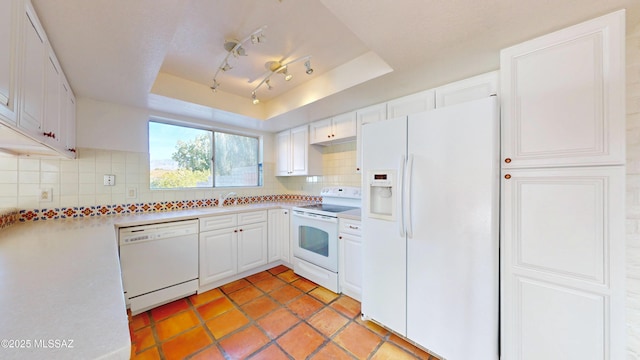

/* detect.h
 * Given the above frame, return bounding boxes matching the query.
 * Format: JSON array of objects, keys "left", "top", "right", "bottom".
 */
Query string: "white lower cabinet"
[
  {"left": 268, "top": 208, "right": 291, "bottom": 264},
  {"left": 339, "top": 218, "right": 362, "bottom": 300},
  {"left": 199, "top": 210, "right": 268, "bottom": 286},
  {"left": 199, "top": 228, "right": 237, "bottom": 285}
]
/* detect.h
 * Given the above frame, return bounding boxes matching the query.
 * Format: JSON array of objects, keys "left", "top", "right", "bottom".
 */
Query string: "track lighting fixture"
[
  {"left": 251, "top": 92, "right": 260, "bottom": 105},
  {"left": 305, "top": 60, "right": 314, "bottom": 75},
  {"left": 210, "top": 25, "right": 266, "bottom": 92},
  {"left": 250, "top": 56, "right": 313, "bottom": 104}
]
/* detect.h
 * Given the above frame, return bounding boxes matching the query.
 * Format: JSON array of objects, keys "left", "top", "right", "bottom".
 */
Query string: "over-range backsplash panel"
[{"left": 16, "top": 194, "right": 321, "bottom": 222}]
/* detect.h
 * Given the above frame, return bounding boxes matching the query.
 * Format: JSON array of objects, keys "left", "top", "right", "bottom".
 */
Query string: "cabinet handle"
[
  {"left": 504, "top": 174, "right": 511, "bottom": 179},
  {"left": 284, "top": 211, "right": 288, "bottom": 215},
  {"left": 43, "top": 131, "right": 55, "bottom": 138},
  {"left": 504, "top": 158, "right": 511, "bottom": 163},
  {"left": 349, "top": 225, "right": 359, "bottom": 229},
  {"left": 331, "top": 134, "right": 335, "bottom": 137},
  {"left": 356, "top": 167, "right": 360, "bottom": 171},
  {"left": 67, "top": 148, "right": 77, "bottom": 153},
  {"left": 327, "top": 135, "right": 331, "bottom": 138},
  {"left": 239, "top": 229, "right": 243, "bottom": 232},
  {"left": 234, "top": 229, "right": 238, "bottom": 233},
  {"left": 339, "top": 236, "right": 342, "bottom": 239}
]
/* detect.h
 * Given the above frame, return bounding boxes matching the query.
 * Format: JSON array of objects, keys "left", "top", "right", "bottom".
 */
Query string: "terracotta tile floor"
[{"left": 128, "top": 265, "right": 437, "bottom": 359}]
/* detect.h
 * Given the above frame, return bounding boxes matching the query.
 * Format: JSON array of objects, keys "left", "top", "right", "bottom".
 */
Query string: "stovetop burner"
[{"left": 297, "top": 204, "right": 359, "bottom": 214}]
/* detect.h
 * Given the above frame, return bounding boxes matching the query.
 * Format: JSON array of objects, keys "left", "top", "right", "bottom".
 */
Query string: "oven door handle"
[{"left": 292, "top": 210, "right": 338, "bottom": 223}]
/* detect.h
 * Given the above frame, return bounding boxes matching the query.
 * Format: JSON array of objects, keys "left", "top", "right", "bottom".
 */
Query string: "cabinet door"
[
  {"left": 309, "top": 118, "right": 332, "bottom": 144},
  {"left": 339, "top": 232, "right": 362, "bottom": 301},
  {"left": 0, "top": 0, "right": 18, "bottom": 125},
  {"left": 65, "top": 87, "right": 76, "bottom": 155},
  {"left": 268, "top": 209, "right": 291, "bottom": 264},
  {"left": 290, "top": 125, "right": 308, "bottom": 175},
  {"left": 356, "top": 103, "right": 387, "bottom": 173},
  {"left": 387, "top": 89, "right": 435, "bottom": 118},
  {"left": 434, "top": 71, "right": 498, "bottom": 108},
  {"left": 501, "top": 10, "right": 625, "bottom": 168},
  {"left": 199, "top": 228, "right": 237, "bottom": 285},
  {"left": 267, "top": 210, "right": 280, "bottom": 263},
  {"left": 276, "top": 130, "right": 291, "bottom": 176},
  {"left": 501, "top": 166, "right": 625, "bottom": 360},
  {"left": 237, "top": 222, "right": 268, "bottom": 273},
  {"left": 332, "top": 112, "right": 356, "bottom": 141},
  {"left": 280, "top": 209, "right": 291, "bottom": 264},
  {"left": 43, "top": 48, "right": 60, "bottom": 147},
  {"left": 19, "top": 5, "right": 45, "bottom": 137}
]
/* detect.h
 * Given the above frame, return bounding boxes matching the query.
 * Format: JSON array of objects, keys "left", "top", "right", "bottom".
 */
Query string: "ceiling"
[{"left": 31, "top": 0, "right": 640, "bottom": 132}]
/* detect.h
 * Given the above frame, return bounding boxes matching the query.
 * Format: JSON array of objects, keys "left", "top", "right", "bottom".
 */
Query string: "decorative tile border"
[
  {"left": 0, "top": 209, "right": 19, "bottom": 230},
  {"left": 14, "top": 194, "right": 321, "bottom": 223}
]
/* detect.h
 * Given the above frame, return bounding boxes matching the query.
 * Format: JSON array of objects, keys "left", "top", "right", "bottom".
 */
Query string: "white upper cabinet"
[
  {"left": 0, "top": 0, "right": 19, "bottom": 125},
  {"left": 356, "top": 103, "right": 387, "bottom": 173},
  {"left": 434, "top": 71, "right": 498, "bottom": 108},
  {"left": 0, "top": 0, "right": 76, "bottom": 158},
  {"left": 276, "top": 124, "right": 322, "bottom": 176},
  {"left": 500, "top": 10, "right": 625, "bottom": 168},
  {"left": 387, "top": 89, "right": 435, "bottom": 118},
  {"left": 19, "top": 2, "right": 45, "bottom": 138},
  {"left": 43, "top": 45, "right": 61, "bottom": 147},
  {"left": 309, "top": 111, "right": 357, "bottom": 145}
]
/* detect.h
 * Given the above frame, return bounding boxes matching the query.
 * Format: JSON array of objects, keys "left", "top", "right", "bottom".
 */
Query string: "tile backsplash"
[{"left": 0, "top": 142, "right": 361, "bottom": 212}]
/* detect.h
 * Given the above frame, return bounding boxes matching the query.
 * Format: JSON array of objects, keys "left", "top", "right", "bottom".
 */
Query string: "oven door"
[{"left": 292, "top": 210, "right": 339, "bottom": 272}]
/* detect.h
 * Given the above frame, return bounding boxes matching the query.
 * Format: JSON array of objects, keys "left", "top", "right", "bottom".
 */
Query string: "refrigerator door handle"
[
  {"left": 405, "top": 154, "right": 414, "bottom": 238},
  {"left": 398, "top": 154, "right": 405, "bottom": 237}
]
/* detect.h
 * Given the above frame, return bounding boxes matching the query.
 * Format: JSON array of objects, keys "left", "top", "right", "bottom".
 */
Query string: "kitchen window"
[{"left": 149, "top": 121, "right": 261, "bottom": 189}]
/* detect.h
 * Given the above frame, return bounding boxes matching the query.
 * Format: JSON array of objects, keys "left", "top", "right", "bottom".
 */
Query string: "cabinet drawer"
[
  {"left": 238, "top": 210, "right": 267, "bottom": 225},
  {"left": 339, "top": 219, "right": 362, "bottom": 236},
  {"left": 199, "top": 214, "right": 237, "bottom": 232}
]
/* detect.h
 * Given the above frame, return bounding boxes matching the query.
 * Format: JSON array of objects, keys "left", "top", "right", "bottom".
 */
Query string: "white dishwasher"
[{"left": 119, "top": 219, "right": 199, "bottom": 315}]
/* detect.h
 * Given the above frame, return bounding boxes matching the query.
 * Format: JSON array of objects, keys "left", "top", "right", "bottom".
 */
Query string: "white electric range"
[{"left": 291, "top": 187, "right": 361, "bottom": 293}]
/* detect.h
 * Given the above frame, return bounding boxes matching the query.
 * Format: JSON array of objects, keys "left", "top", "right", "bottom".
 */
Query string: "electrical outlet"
[
  {"left": 126, "top": 186, "right": 137, "bottom": 199},
  {"left": 104, "top": 174, "right": 115, "bottom": 186},
  {"left": 40, "top": 188, "right": 52, "bottom": 202}
]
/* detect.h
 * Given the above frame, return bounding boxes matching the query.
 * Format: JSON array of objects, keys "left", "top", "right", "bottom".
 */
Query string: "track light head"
[
  {"left": 221, "top": 62, "right": 232, "bottom": 71},
  {"left": 266, "top": 79, "right": 273, "bottom": 90},
  {"left": 251, "top": 92, "right": 260, "bottom": 105},
  {"left": 210, "top": 79, "right": 220, "bottom": 92},
  {"left": 283, "top": 67, "right": 293, "bottom": 81},
  {"left": 305, "top": 60, "right": 313, "bottom": 75}
]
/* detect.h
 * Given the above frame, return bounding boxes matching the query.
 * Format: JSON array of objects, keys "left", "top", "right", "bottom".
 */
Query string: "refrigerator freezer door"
[
  {"left": 406, "top": 97, "right": 499, "bottom": 359},
  {"left": 361, "top": 116, "right": 408, "bottom": 336}
]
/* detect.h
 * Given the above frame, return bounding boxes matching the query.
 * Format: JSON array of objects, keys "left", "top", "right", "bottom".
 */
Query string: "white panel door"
[
  {"left": 407, "top": 97, "right": 499, "bottom": 360},
  {"left": 19, "top": 5, "right": 45, "bottom": 137},
  {"left": 356, "top": 103, "right": 387, "bottom": 173},
  {"left": 43, "top": 49, "right": 60, "bottom": 147},
  {"left": 331, "top": 111, "right": 356, "bottom": 141},
  {"left": 338, "top": 232, "right": 362, "bottom": 301},
  {"left": 387, "top": 89, "right": 435, "bottom": 118},
  {"left": 434, "top": 71, "right": 498, "bottom": 108},
  {"left": 290, "top": 125, "right": 308, "bottom": 175},
  {"left": 65, "top": 86, "right": 76, "bottom": 155},
  {"left": 0, "top": 0, "right": 18, "bottom": 124},
  {"left": 501, "top": 10, "right": 625, "bottom": 168},
  {"left": 199, "top": 228, "right": 237, "bottom": 285},
  {"left": 501, "top": 166, "right": 625, "bottom": 359},
  {"left": 275, "top": 130, "right": 291, "bottom": 176},
  {"left": 237, "top": 222, "right": 268, "bottom": 272},
  {"left": 309, "top": 118, "right": 332, "bottom": 144}
]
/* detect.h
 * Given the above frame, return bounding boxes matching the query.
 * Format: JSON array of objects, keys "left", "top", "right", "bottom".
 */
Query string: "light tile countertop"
[{"left": 0, "top": 201, "right": 322, "bottom": 360}]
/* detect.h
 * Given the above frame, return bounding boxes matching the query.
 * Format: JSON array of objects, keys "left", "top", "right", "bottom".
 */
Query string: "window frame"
[{"left": 148, "top": 119, "right": 263, "bottom": 190}]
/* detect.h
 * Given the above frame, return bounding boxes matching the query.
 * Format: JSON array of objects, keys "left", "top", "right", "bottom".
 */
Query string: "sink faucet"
[{"left": 218, "top": 192, "right": 238, "bottom": 207}]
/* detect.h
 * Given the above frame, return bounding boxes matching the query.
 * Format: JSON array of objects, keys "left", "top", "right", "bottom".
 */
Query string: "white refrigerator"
[{"left": 361, "top": 97, "right": 499, "bottom": 360}]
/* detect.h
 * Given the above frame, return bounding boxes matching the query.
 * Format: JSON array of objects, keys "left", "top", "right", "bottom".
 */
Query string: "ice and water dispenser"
[{"left": 367, "top": 170, "right": 395, "bottom": 220}]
